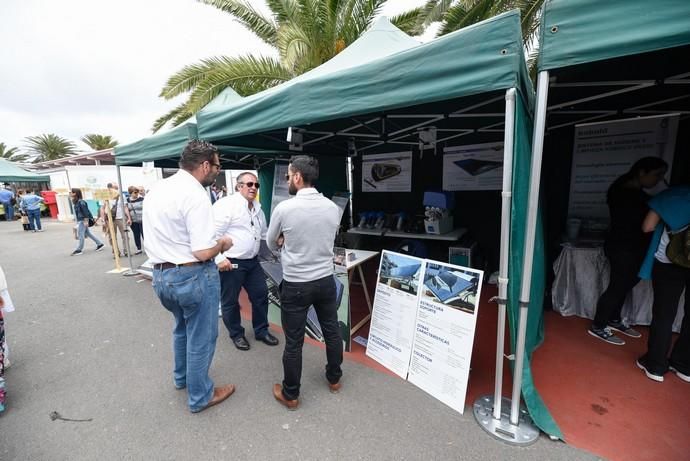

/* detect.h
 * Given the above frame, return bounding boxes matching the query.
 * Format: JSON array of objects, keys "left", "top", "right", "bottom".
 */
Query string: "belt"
[{"left": 154, "top": 261, "right": 204, "bottom": 270}]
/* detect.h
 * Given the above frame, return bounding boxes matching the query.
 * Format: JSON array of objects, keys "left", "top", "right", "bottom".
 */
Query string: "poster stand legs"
[{"left": 473, "top": 87, "right": 540, "bottom": 445}]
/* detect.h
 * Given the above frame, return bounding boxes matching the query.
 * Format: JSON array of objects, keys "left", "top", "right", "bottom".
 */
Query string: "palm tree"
[
  {"left": 0, "top": 143, "right": 29, "bottom": 163},
  {"left": 24, "top": 134, "right": 78, "bottom": 163},
  {"left": 81, "top": 134, "right": 119, "bottom": 151},
  {"left": 153, "top": 0, "right": 425, "bottom": 132}
]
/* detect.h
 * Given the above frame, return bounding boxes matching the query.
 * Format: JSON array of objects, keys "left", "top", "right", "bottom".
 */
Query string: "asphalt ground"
[{"left": 0, "top": 219, "right": 601, "bottom": 460}]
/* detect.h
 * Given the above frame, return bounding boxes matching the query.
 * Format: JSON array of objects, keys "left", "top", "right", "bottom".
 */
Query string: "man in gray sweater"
[{"left": 267, "top": 155, "right": 342, "bottom": 410}]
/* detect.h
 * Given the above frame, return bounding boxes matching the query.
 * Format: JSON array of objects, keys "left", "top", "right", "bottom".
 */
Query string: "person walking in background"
[
  {"left": 0, "top": 185, "right": 15, "bottom": 222},
  {"left": 69, "top": 188, "right": 104, "bottom": 256},
  {"left": 636, "top": 184, "right": 690, "bottom": 383},
  {"left": 589, "top": 157, "right": 668, "bottom": 345},
  {"left": 144, "top": 140, "right": 235, "bottom": 413},
  {"left": 267, "top": 155, "right": 342, "bottom": 410},
  {"left": 19, "top": 189, "right": 45, "bottom": 232},
  {"left": 213, "top": 172, "right": 279, "bottom": 351},
  {"left": 127, "top": 186, "right": 145, "bottom": 255}
]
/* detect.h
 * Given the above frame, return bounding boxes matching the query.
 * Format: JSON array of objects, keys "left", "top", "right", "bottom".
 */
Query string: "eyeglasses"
[
  {"left": 206, "top": 160, "right": 221, "bottom": 169},
  {"left": 238, "top": 181, "right": 260, "bottom": 189}
]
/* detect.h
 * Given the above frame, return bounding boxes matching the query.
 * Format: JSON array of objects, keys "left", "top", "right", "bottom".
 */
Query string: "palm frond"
[
  {"left": 24, "top": 134, "right": 77, "bottom": 162},
  {"left": 277, "top": 22, "right": 313, "bottom": 72},
  {"left": 418, "top": 0, "right": 454, "bottom": 26},
  {"left": 159, "top": 60, "right": 222, "bottom": 100},
  {"left": 0, "top": 143, "right": 20, "bottom": 159},
  {"left": 390, "top": 7, "right": 425, "bottom": 36},
  {"left": 151, "top": 103, "right": 193, "bottom": 133},
  {"left": 197, "top": 0, "right": 279, "bottom": 46},
  {"left": 81, "top": 134, "right": 118, "bottom": 150}
]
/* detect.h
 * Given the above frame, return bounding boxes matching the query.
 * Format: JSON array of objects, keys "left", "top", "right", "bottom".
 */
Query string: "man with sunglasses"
[
  {"left": 144, "top": 140, "right": 235, "bottom": 413},
  {"left": 267, "top": 156, "right": 342, "bottom": 410},
  {"left": 213, "top": 172, "right": 279, "bottom": 351}
]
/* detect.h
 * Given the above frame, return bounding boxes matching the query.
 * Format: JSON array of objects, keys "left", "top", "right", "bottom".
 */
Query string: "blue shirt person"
[
  {"left": 0, "top": 187, "right": 15, "bottom": 221},
  {"left": 19, "top": 190, "right": 45, "bottom": 232}
]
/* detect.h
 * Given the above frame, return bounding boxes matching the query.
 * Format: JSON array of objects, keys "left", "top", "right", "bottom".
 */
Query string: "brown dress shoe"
[
  {"left": 273, "top": 383, "right": 299, "bottom": 410},
  {"left": 194, "top": 384, "right": 235, "bottom": 413},
  {"left": 328, "top": 381, "right": 342, "bottom": 394}
]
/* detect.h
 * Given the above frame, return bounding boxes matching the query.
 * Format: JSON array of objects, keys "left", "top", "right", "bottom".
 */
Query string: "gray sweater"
[{"left": 267, "top": 188, "right": 340, "bottom": 283}]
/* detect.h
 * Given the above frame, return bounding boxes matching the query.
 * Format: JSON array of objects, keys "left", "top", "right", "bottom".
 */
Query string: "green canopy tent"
[
  {"left": 526, "top": 0, "right": 690, "bottom": 371},
  {"left": 198, "top": 10, "right": 559, "bottom": 441},
  {"left": 0, "top": 158, "right": 50, "bottom": 183}
]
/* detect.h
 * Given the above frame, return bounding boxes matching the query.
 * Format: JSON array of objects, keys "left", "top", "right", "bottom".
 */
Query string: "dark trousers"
[
  {"left": 593, "top": 246, "right": 644, "bottom": 329},
  {"left": 280, "top": 275, "right": 343, "bottom": 400},
  {"left": 219, "top": 256, "right": 269, "bottom": 339},
  {"left": 641, "top": 261, "right": 690, "bottom": 375},
  {"left": 130, "top": 221, "right": 143, "bottom": 250},
  {"left": 27, "top": 208, "right": 41, "bottom": 231}
]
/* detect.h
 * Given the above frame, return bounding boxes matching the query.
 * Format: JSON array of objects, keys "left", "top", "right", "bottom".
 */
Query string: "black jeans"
[
  {"left": 280, "top": 275, "right": 343, "bottom": 400},
  {"left": 130, "top": 221, "right": 144, "bottom": 251},
  {"left": 219, "top": 257, "right": 269, "bottom": 339},
  {"left": 640, "top": 261, "right": 690, "bottom": 375},
  {"left": 592, "top": 246, "right": 645, "bottom": 329}
]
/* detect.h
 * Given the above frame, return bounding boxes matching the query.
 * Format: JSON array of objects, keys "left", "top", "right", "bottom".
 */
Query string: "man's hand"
[
  {"left": 218, "top": 235, "right": 233, "bottom": 252},
  {"left": 276, "top": 234, "right": 284, "bottom": 248},
  {"left": 217, "top": 259, "right": 233, "bottom": 272}
]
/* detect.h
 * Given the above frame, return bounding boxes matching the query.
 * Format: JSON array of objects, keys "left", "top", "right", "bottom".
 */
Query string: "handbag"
[{"left": 87, "top": 217, "right": 96, "bottom": 227}]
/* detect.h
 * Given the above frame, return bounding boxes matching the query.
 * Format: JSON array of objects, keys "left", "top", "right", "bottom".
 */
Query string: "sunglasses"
[{"left": 238, "top": 181, "right": 260, "bottom": 189}]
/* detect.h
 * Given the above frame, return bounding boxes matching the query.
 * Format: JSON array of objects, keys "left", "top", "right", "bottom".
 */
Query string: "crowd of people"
[
  {"left": 144, "top": 141, "right": 342, "bottom": 413},
  {"left": 0, "top": 185, "right": 46, "bottom": 232},
  {"left": 588, "top": 156, "right": 690, "bottom": 384}
]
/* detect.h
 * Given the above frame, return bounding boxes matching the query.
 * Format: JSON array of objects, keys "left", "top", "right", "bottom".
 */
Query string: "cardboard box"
[{"left": 449, "top": 243, "right": 477, "bottom": 268}]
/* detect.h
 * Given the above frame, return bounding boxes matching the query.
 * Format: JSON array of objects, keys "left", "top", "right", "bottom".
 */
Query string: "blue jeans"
[
  {"left": 2, "top": 202, "right": 14, "bottom": 221},
  {"left": 152, "top": 261, "right": 220, "bottom": 412},
  {"left": 279, "top": 275, "right": 343, "bottom": 400},
  {"left": 27, "top": 209, "right": 41, "bottom": 230},
  {"left": 75, "top": 221, "right": 103, "bottom": 251},
  {"left": 219, "top": 256, "right": 269, "bottom": 339}
]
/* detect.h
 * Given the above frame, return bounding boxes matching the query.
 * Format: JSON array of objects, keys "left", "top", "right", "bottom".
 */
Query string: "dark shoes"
[
  {"left": 232, "top": 336, "right": 251, "bottom": 351},
  {"left": 273, "top": 383, "right": 299, "bottom": 410},
  {"left": 257, "top": 332, "right": 279, "bottom": 346},
  {"left": 192, "top": 384, "right": 236, "bottom": 413}
]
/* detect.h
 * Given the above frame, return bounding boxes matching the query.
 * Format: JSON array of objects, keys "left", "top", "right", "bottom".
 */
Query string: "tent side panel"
[{"left": 509, "top": 94, "right": 562, "bottom": 438}]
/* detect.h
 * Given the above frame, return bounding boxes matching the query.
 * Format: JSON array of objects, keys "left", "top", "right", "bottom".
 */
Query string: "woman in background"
[
  {"left": 589, "top": 157, "right": 668, "bottom": 345},
  {"left": 70, "top": 188, "right": 104, "bottom": 256},
  {"left": 127, "top": 186, "right": 144, "bottom": 255}
]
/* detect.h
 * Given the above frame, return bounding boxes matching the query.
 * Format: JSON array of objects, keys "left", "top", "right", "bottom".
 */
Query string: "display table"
[
  {"left": 347, "top": 227, "right": 467, "bottom": 241},
  {"left": 552, "top": 243, "right": 684, "bottom": 332},
  {"left": 345, "top": 249, "right": 380, "bottom": 335}
]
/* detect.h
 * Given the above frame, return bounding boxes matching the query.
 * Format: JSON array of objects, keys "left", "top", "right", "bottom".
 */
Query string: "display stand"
[
  {"left": 347, "top": 227, "right": 467, "bottom": 242},
  {"left": 345, "top": 250, "right": 379, "bottom": 335}
]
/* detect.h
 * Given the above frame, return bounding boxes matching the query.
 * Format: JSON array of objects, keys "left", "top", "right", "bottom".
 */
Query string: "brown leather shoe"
[
  {"left": 328, "top": 381, "right": 342, "bottom": 394},
  {"left": 193, "top": 384, "right": 235, "bottom": 413},
  {"left": 273, "top": 383, "right": 299, "bottom": 410}
]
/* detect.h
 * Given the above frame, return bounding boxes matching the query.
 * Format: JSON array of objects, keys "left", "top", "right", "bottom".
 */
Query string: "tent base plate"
[{"left": 473, "top": 395, "right": 539, "bottom": 446}]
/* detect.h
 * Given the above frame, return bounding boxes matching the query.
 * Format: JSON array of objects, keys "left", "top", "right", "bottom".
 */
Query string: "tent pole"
[
  {"left": 510, "top": 70, "right": 550, "bottom": 425},
  {"left": 116, "top": 165, "right": 138, "bottom": 276},
  {"left": 474, "top": 88, "right": 538, "bottom": 445},
  {"left": 346, "top": 156, "right": 354, "bottom": 229}
]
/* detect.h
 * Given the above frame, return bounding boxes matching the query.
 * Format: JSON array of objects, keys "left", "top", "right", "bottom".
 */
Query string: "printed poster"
[
  {"left": 366, "top": 250, "right": 424, "bottom": 378},
  {"left": 443, "top": 142, "right": 504, "bottom": 191},
  {"left": 407, "top": 262, "right": 483, "bottom": 414},
  {"left": 361, "top": 152, "right": 412, "bottom": 192},
  {"left": 568, "top": 114, "right": 678, "bottom": 220}
]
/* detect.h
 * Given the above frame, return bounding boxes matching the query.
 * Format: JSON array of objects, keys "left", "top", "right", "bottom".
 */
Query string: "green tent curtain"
[
  {"left": 0, "top": 159, "right": 50, "bottom": 183},
  {"left": 509, "top": 94, "right": 561, "bottom": 438},
  {"left": 539, "top": 0, "right": 690, "bottom": 71}
]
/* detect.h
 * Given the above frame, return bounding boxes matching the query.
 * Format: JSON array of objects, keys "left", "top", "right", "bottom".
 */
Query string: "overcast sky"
[{"left": 0, "top": 0, "right": 429, "bottom": 153}]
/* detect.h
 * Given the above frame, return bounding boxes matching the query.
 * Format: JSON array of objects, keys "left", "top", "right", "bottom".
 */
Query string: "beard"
[
  {"left": 201, "top": 171, "right": 217, "bottom": 188},
  {"left": 288, "top": 181, "right": 297, "bottom": 195}
]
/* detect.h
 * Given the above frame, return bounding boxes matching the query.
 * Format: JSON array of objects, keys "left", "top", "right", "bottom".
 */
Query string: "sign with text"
[
  {"left": 443, "top": 142, "right": 504, "bottom": 191},
  {"left": 568, "top": 114, "right": 678, "bottom": 220}
]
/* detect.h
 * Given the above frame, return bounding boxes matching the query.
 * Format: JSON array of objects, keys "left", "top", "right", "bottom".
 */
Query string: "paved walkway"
[{"left": 0, "top": 220, "right": 600, "bottom": 460}]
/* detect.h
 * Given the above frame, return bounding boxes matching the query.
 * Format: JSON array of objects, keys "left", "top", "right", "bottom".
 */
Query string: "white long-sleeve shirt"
[
  {"left": 267, "top": 188, "right": 340, "bottom": 283},
  {"left": 213, "top": 193, "right": 267, "bottom": 261}
]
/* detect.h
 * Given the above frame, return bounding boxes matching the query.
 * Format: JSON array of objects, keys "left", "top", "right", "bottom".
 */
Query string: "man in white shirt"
[
  {"left": 267, "top": 155, "right": 342, "bottom": 410},
  {"left": 213, "top": 172, "right": 279, "bottom": 351},
  {"left": 143, "top": 140, "right": 235, "bottom": 413}
]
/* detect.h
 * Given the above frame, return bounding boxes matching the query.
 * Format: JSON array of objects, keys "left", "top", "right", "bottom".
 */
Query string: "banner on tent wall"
[
  {"left": 366, "top": 250, "right": 483, "bottom": 413},
  {"left": 366, "top": 251, "right": 424, "bottom": 378},
  {"left": 568, "top": 114, "right": 678, "bottom": 220},
  {"left": 442, "top": 142, "right": 504, "bottom": 191},
  {"left": 361, "top": 152, "right": 412, "bottom": 192},
  {"left": 271, "top": 162, "right": 290, "bottom": 213},
  {"left": 408, "top": 261, "right": 483, "bottom": 415}
]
